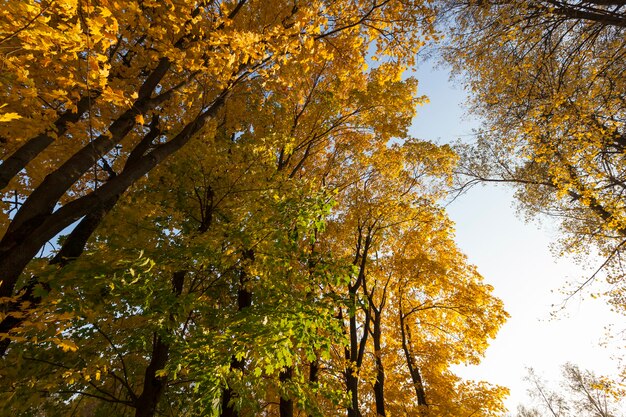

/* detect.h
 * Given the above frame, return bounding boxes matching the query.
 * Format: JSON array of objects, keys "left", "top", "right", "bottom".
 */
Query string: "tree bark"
[
  {"left": 306, "top": 358, "right": 320, "bottom": 417},
  {"left": 547, "top": 1, "right": 626, "bottom": 27},
  {"left": 343, "top": 227, "right": 373, "bottom": 417},
  {"left": 345, "top": 290, "right": 370, "bottom": 417},
  {"left": 0, "top": 93, "right": 227, "bottom": 330},
  {"left": 309, "top": 359, "right": 319, "bottom": 384},
  {"left": 346, "top": 370, "right": 361, "bottom": 417},
  {"left": 279, "top": 366, "right": 294, "bottom": 417},
  {"left": 134, "top": 334, "right": 170, "bottom": 417},
  {"left": 133, "top": 270, "right": 185, "bottom": 417},
  {"left": 4, "top": 58, "right": 171, "bottom": 239},
  {"left": 372, "top": 312, "right": 386, "bottom": 416},
  {"left": 0, "top": 194, "right": 119, "bottom": 356},
  {"left": 399, "top": 307, "right": 427, "bottom": 407},
  {"left": 220, "top": 249, "right": 254, "bottom": 417},
  {"left": 0, "top": 95, "right": 95, "bottom": 190}
]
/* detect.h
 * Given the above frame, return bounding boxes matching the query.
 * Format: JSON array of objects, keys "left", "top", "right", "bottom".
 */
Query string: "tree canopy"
[
  {"left": 0, "top": 0, "right": 433, "bottom": 347},
  {"left": 0, "top": 1, "right": 507, "bottom": 416},
  {"left": 441, "top": 0, "right": 626, "bottom": 301}
]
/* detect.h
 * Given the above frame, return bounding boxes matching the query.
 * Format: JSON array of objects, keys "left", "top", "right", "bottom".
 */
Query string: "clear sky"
[{"left": 409, "top": 61, "right": 625, "bottom": 413}]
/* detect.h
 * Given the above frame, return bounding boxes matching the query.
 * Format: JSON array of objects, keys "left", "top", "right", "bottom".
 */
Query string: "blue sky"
[{"left": 409, "top": 60, "right": 625, "bottom": 412}]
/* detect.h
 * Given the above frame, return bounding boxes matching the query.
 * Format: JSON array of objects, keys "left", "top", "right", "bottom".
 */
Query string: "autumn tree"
[
  {"left": 311, "top": 139, "right": 509, "bottom": 417},
  {"left": 0, "top": 134, "right": 348, "bottom": 417},
  {"left": 0, "top": 42, "right": 510, "bottom": 417},
  {"left": 438, "top": 1, "right": 626, "bottom": 299},
  {"left": 0, "top": 0, "right": 437, "bottom": 353},
  {"left": 0, "top": 2, "right": 512, "bottom": 417},
  {"left": 0, "top": 18, "right": 437, "bottom": 415},
  {"left": 516, "top": 364, "right": 625, "bottom": 417}
]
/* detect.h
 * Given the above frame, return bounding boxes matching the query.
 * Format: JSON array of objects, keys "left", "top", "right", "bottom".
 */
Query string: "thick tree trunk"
[
  {"left": 279, "top": 366, "right": 294, "bottom": 417},
  {"left": 133, "top": 270, "right": 185, "bottom": 417},
  {"left": 134, "top": 334, "right": 170, "bottom": 417},
  {"left": 0, "top": 95, "right": 94, "bottom": 191},
  {"left": 0, "top": 0, "right": 253, "bottom": 338},
  {"left": 220, "top": 250, "right": 254, "bottom": 417},
  {"left": 0, "top": 195, "right": 118, "bottom": 356},
  {"left": 0, "top": 93, "right": 227, "bottom": 346},
  {"left": 5, "top": 59, "right": 171, "bottom": 239}
]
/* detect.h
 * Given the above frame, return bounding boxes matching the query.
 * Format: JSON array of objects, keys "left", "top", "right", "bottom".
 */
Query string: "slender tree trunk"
[
  {"left": 346, "top": 371, "right": 361, "bottom": 417},
  {"left": 345, "top": 294, "right": 360, "bottom": 417},
  {"left": 345, "top": 294, "right": 365, "bottom": 417},
  {"left": 372, "top": 312, "right": 386, "bottom": 416},
  {"left": 220, "top": 381, "right": 239, "bottom": 417},
  {"left": 220, "top": 298, "right": 249, "bottom": 417},
  {"left": 399, "top": 308, "right": 427, "bottom": 407},
  {"left": 344, "top": 229, "right": 373, "bottom": 417},
  {"left": 309, "top": 359, "right": 319, "bottom": 384}
]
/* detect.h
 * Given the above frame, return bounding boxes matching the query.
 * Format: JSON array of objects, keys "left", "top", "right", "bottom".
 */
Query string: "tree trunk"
[
  {"left": 346, "top": 370, "right": 361, "bottom": 417},
  {"left": 372, "top": 312, "right": 386, "bottom": 416},
  {"left": 306, "top": 358, "right": 319, "bottom": 417},
  {"left": 399, "top": 308, "right": 427, "bottom": 407},
  {"left": 134, "top": 334, "right": 170, "bottom": 417},
  {"left": 133, "top": 270, "right": 185, "bottom": 417},
  {"left": 344, "top": 229, "right": 372, "bottom": 417},
  {"left": 0, "top": 93, "right": 227, "bottom": 350},
  {"left": 309, "top": 358, "right": 319, "bottom": 384},
  {"left": 279, "top": 366, "right": 294, "bottom": 417},
  {"left": 0, "top": 195, "right": 119, "bottom": 356},
  {"left": 0, "top": 95, "right": 95, "bottom": 191},
  {"left": 220, "top": 250, "right": 254, "bottom": 417},
  {"left": 345, "top": 295, "right": 366, "bottom": 417},
  {"left": 220, "top": 387, "right": 238, "bottom": 417}
]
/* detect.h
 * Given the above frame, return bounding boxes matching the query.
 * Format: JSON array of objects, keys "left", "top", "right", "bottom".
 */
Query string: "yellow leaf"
[
  {"left": 56, "top": 339, "right": 79, "bottom": 352},
  {"left": 135, "top": 114, "right": 144, "bottom": 125},
  {"left": 0, "top": 112, "right": 21, "bottom": 122}
]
